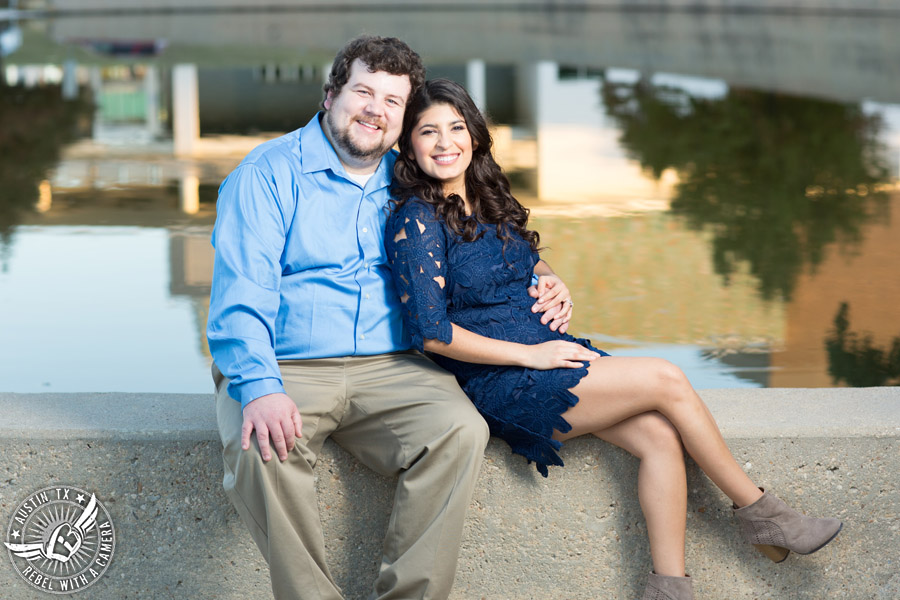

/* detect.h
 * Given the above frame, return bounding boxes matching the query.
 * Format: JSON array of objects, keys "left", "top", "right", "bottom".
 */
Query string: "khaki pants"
[{"left": 214, "top": 351, "right": 489, "bottom": 600}]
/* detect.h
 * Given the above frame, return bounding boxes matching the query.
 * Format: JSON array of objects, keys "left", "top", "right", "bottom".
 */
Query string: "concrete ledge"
[{"left": 1, "top": 388, "right": 898, "bottom": 599}]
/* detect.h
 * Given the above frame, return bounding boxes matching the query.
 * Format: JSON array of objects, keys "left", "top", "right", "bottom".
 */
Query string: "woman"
[{"left": 384, "top": 78, "right": 841, "bottom": 599}]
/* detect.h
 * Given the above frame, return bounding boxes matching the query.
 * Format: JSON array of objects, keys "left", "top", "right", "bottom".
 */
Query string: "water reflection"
[
  {"left": 603, "top": 80, "right": 892, "bottom": 301},
  {"left": 2, "top": 9, "right": 900, "bottom": 391},
  {"left": 0, "top": 82, "right": 92, "bottom": 268},
  {"left": 0, "top": 226, "right": 212, "bottom": 392},
  {"left": 826, "top": 303, "right": 900, "bottom": 387}
]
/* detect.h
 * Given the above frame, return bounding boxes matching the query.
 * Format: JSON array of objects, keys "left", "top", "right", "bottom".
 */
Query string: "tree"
[
  {"left": 603, "top": 81, "right": 890, "bottom": 301},
  {"left": 825, "top": 303, "right": 900, "bottom": 387},
  {"left": 0, "top": 83, "right": 92, "bottom": 268}
]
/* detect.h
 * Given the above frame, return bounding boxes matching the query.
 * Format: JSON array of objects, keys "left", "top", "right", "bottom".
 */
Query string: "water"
[{"left": 1, "top": 7, "right": 899, "bottom": 392}]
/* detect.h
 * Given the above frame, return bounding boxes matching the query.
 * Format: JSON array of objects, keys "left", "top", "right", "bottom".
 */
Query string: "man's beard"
[{"left": 325, "top": 111, "right": 393, "bottom": 162}]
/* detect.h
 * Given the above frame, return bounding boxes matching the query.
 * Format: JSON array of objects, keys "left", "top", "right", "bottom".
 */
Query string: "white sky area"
[
  {"left": 533, "top": 63, "right": 676, "bottom": 207},
  {"left": 863, "top": 101, "right": 900, "bottom": 178},
  {"left": 0, "top": 226, "right": 212, "bottom": 393},
  {"left": 606, "top": 68, "right": 729, "bottom": 100}
]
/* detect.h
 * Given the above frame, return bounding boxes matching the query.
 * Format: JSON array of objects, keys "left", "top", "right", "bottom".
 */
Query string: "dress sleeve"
[{"left": 385, "top": 200, "right": 453, "bottom": 352}]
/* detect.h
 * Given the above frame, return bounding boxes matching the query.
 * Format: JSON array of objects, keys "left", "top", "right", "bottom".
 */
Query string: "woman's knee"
[
  {"left": 651, "top": 358, "right": 690, "bottom": 387},
  {"left": 634, "top": 412, "right": 684, "bottom": 458},
  {"left": 645, "top": 358, "right": 694, "bottom": 403}
]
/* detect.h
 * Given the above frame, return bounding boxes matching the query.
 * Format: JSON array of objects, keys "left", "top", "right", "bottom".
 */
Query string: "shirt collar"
[{"left": 299, "top": 112, "right": 396, "bottom": 191}]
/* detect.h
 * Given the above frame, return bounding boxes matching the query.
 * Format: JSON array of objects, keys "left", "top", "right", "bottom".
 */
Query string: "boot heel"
[{"left": 754, "top": 544, "right": 789, "bottom": 563}]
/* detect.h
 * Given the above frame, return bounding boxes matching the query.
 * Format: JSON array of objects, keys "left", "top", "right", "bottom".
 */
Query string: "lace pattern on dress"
[{"left": 386, "top": 200, "right": 454, "bottom": 352}]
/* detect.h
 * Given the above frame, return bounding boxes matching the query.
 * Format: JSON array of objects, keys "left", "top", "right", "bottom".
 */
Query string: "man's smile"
[{"left": 356, "top": 119, "right": 383, "bottom": 133}]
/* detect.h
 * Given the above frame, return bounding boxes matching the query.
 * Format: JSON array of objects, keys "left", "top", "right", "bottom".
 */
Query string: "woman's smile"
[{"left": 432, "top": 153, "right": 460, "bottom": 164}]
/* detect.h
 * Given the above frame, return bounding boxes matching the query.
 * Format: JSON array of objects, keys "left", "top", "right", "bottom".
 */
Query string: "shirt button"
[
  {"left": 362, "top": 227, "right": 368, "bottom": 233},
  {"left": 365, "top": 294, "right": 370, "bottom": 299},
  {"left": 359, "top": 334, "right": 366, "bottom": 340},
  {"left": 364, "top": 263, "right": 369, "bottom": 268}
]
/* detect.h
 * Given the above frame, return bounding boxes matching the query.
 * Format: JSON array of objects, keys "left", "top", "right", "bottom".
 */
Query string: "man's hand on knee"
[{"left": 241, "top": 393, "right": 303, "bottom": 462}]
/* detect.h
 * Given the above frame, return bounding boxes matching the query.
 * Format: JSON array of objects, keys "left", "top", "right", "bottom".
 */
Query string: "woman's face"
[{"left": 409, "top": 102, "right": 474, "bottom": 198}]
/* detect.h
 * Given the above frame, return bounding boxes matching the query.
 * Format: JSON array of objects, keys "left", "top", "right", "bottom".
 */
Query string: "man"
[{"left": 208, "top": 36, "right": 567, "bottom": 600}]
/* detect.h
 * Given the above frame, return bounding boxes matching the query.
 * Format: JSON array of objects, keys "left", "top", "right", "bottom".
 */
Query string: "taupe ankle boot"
[
  {"left": 733, "top": 490, "right": 842, "bottom": 562},
  {"left": 641, "top": 572, "right": 693, "bottom": 600}
]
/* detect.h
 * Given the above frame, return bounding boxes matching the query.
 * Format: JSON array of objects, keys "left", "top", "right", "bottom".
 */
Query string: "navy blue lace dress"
[{"left": 385, "top": 198, "right": 609, "bottom": 476}]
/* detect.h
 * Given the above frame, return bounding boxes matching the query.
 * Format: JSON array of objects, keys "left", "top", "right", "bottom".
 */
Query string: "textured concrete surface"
[{"left": 0, "top": 388, "right": 898, "bottom": 599}]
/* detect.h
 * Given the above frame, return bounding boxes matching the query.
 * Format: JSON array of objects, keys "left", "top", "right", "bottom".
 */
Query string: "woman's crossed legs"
[{"left": 553, "top": 356, "right": 764, "bottom": 577}]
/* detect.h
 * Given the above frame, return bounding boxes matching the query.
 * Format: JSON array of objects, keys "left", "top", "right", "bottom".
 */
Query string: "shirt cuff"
[{"left": 230, "top": 377, "right": 286, "bottom": 410}]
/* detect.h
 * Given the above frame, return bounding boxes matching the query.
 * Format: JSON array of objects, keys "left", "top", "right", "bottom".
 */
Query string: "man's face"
[{"left": 323, "top": 59, "right": 412, "bottom": 167}]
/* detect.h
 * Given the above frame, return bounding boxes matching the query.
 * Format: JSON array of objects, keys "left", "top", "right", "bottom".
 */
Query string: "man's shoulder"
[
  {"left": 382, "top": 147, "right": 399, "bottom": 168},
  {"left": 237, "top": 129, "right": 302, "bottom": 172}
]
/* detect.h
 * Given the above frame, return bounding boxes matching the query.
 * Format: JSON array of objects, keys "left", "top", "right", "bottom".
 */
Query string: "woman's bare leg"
[
  {"left": 586, "top": 412, "right": 688, "bottom": 577},
  {"left": 558, "top": 356, "right": 763, "bottom": 509}
]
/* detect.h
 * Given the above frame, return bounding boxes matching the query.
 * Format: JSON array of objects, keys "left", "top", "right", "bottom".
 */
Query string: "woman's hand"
[
  {"left": 529, "top": 275, "right": 574, "bottom": 333},
  {"left": 523, "top": 340, "right": 601, "bottom": 370}
]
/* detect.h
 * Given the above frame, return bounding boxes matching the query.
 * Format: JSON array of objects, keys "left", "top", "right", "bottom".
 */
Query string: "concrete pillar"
[
  {"left": 172, "top": 64, "right": 200, "bottom": 156},
  {"left": 62, "top": 59, "right": 78, "bottom": 100},
  {"left": 36, "top": 180, "right": 52, "bottom": 213},
  {"left": 23, "top": 64, "right": 39, "bottom": 87},
  {"left": 532, "top": 61, "right": 557, "bottom": 200},
  {"left": 89, "top": 66, "right": 103, "bottom": 140},
  {"left": 280, "top": 64, "right": 299, "bottom": 82},
  {"left": 262, "top": 63, "right": 277, "bottom": 84},
  {"left": 532, "top": 61, "right": 557, "bottom": 123},
  {"left": 3, "top": 65, "right": 18, "bottom": 86},
  {"left": 179, "top": 167, "right": 200, "bottom": 214},
  {"left": 144, "top": 64, "right": 161, "bottom": 138},
  {"left": 466, "top": 59, "right": 487, "bottom": 114}
]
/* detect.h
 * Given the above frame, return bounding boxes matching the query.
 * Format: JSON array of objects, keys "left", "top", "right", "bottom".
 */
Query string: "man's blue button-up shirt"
[{"left": 207, "top": 113, "right": 410, "bottom": 408}]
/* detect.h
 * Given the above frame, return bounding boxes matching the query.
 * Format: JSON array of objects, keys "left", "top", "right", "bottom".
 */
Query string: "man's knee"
[
  {"left": 461, "top": 406, "right": 490, "bottom": 451},
  {"left": 444, "top": 399, "right": 490, "bottom": 456}
]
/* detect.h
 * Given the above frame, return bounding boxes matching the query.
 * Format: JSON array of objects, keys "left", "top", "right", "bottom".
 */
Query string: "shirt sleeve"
[
  {"left": 206, "top": 163, "right": 287, "bottom": 408},
  {"left": 385, "top": 200, "right": 454, "bottom": 352}
]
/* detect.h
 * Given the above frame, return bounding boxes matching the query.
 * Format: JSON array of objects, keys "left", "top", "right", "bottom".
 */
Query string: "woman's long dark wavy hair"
[{"left": 392, "top": 78, "right": 540, "bottom": 252}]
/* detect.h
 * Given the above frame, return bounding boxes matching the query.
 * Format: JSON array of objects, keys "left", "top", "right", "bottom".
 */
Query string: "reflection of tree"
[
  {"left": 0, "top": 83, "right": 92, "bottom": 265},
  {"left": 603, "top": 82, "right": 890, "bottom": 301},
  {"left": 826, "top": 303, "right": 900, "bottom": 387}
]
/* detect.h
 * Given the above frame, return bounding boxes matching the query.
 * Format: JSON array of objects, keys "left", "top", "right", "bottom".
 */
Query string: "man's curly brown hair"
[{"left": 322, "top": 36, "right": 425, "bottom": 109}]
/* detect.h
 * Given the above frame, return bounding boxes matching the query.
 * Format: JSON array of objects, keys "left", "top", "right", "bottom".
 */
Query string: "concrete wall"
[{"left": 1, "top": 388, "right": 898, "bottom": 599}]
